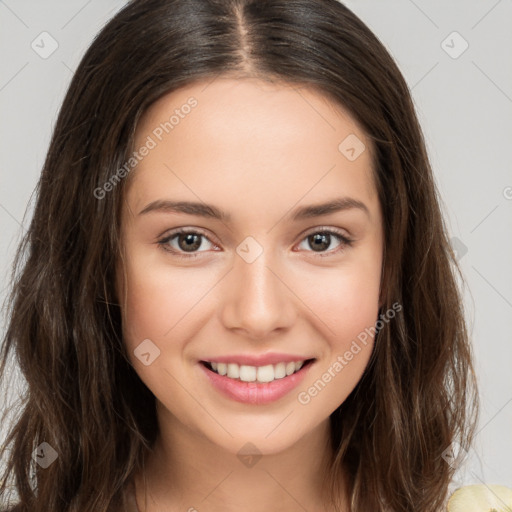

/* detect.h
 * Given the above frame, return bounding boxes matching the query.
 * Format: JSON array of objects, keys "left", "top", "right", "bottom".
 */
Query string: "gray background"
[{"left": 1, "top": 0, "right": 511, "bottom": 492}]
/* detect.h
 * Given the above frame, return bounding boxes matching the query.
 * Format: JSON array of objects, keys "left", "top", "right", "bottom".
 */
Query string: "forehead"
[{"left": 126, "top": 77, "right": 377, "bottom": 220}]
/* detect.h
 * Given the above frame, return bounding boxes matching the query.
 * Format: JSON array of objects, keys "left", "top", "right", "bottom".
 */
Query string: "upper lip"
[{"left": 201, "top": 353, "right": 315, "bottom": 366}]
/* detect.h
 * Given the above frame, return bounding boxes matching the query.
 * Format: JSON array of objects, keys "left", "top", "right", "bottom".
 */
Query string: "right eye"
[{"left": 157, "top": 228, "right": 219, "bottom": 258}]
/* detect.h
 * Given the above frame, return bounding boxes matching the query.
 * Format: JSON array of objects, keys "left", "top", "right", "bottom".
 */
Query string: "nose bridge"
[{"left": 219, "top": 241, "right": 294, "bottom": 337}]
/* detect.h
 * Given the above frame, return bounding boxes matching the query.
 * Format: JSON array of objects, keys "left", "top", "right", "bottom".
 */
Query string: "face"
[{"left": 118, "top": 77, "right": 383, "bottom": 455}]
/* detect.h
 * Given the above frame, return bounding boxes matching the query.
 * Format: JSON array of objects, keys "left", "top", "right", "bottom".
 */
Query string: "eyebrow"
[{"left": 138, "top": 197, "right": 370, "bottom": 221}]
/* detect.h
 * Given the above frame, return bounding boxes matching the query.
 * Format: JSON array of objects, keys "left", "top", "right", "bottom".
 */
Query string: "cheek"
[
  {"left": 120, "top": 252, "right": 204, "bottom": 349},
  {"left": 296, "top": 255, "right": 382, "bottom": 346},
  {"left": 121, "top": 273, "right": 168, "bottom": 346},
  {"left": 121, "top": 275, "right": 173, "bottom": 364},
  {"left": 294, "top": 272, "right": 379, "bottom": 413},
  {"left": 291, "top": 250, "right": 381, "bottom": 409},
  {"left": 119, "top": 256, "right": 210, "bottom": 400}
]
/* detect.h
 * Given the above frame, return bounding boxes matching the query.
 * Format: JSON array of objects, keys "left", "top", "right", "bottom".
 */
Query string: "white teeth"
[
  {"left": 239, "top": 365, "right": 257, "bottom": 382},
  {"left": 208, "top": 360, "right": 309, "bottom": 383},
  {"left": 274, "top": 362, "right": 286, "bottom": 379},
  {"left": 227, "top": 363, "right": 239, "bottom": 379},
  {"left": 256, "top": 364, "right": 274, "bottom": 383},
  {"left": 285, "top": 362, "right": 295, "bottom": 376}
]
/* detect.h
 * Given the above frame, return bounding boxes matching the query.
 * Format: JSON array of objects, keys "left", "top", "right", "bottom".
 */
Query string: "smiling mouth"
[{"left": 200, "top": 359, "right": 315, "bottom": 384}]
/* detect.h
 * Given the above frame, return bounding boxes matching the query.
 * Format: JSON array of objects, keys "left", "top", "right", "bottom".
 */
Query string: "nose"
[{"left": 219, "top": 248, "right": 296, "bottom": 340}]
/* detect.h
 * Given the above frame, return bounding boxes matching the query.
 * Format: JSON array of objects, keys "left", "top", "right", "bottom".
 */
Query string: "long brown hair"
[{"left": 0, "top": 0, "right": 478, "bottom": 510}]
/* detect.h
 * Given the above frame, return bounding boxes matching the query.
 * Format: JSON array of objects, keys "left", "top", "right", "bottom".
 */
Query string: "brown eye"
[
  {"left": 176, "top": 233, "right": 203, "bottom": 252},
  {"left": 158, "top": 229, "right": 217, "bottom": 257},
  {"left": 296, "top": 228, "right": 353, "bottom": 256},
  {"left": 307, "top": 233, "right": 332, "bottom": 252}
]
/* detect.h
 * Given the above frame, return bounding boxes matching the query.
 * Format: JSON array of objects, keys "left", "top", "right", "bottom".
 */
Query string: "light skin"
[{"left": 117, "top": 77, "right": 384, "bottom": 511}]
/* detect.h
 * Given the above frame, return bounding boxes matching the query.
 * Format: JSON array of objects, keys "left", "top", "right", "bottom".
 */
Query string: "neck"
[{"left": 134, "top": 404, "right": 344, "bottom": 512}]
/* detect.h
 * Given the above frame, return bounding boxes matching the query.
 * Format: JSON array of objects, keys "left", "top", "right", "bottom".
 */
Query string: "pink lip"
[
  {"left": 202, "top": 352, "right": 313, "bottom": 366},
  {"left": 199, "top": 359, "right": 315, "bottom": 405}
]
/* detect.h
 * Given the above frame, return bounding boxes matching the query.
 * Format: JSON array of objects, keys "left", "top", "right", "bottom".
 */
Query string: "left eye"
[{"left": 296, "top": 230, "right": 352, "bottom": 254}]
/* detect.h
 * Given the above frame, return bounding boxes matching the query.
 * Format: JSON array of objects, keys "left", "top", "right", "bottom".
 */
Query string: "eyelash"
[{"left": 157, "top": 227, "right": 353, "bottom": 260}]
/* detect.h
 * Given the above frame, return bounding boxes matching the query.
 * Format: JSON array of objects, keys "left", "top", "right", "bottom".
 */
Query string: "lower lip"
[{"left": 199, "top": 360, "right": 314, "bottom": 405}]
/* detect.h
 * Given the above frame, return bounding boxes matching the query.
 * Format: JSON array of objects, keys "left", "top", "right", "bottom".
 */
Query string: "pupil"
[
  {"left": 179, "top": 233, "right": 201, "bottom": 252},
  {"left": 309, "top": 233, "right": 330, "bottom": 252}
]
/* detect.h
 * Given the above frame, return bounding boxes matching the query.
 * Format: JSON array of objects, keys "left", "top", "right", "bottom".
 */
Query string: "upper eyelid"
[{"left": 160, "top": 227, "right": 219, "bottom": 246}]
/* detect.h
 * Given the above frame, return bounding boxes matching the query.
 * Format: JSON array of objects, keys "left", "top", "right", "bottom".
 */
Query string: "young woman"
[{"left": 0, "top": 0, "right": 478, "bottom": 511}]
